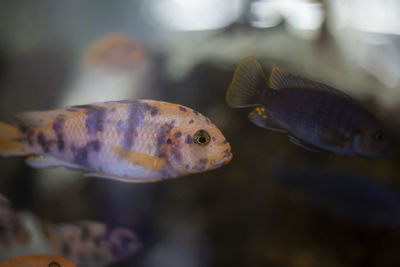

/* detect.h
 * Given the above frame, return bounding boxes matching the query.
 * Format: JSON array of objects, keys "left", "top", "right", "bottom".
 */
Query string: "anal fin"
[
  {"left": 248, "top": 106, "right": 287, "bottom": 132},
  {"left": 288, "top": 135, "right": 329, "bottom": 153}
]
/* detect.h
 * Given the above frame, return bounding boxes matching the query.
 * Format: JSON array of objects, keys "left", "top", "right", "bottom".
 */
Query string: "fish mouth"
[{"left": 212, "top": 149, "right": 233, "bottom": 168}]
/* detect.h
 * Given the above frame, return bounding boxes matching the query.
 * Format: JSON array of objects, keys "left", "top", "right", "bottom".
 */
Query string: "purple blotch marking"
[
  {"left": 81, "top": 226, "right": 90, "bottom": 241},
  {"left": 27, "top": 129, "right": 35, "bottom": 146},
  {"left": 193, "top": 110, "right": 199, "bottom": 116},
  {"left": 189, "top": 119, "right": 194, "bottom": 124},
  {"left": 53, "top": 118, "right": 65, "bottom": 151},
  {"left": 56, "top": 133, "right": 65, "bottom": 151},
  {"left": 179, "top": 106, "right": 187, "bottom": 112},
  {"left": 62, "top": 242, "right": 71, "bottom": 255},
  {"left": 37, "top": 133, "right": 50, "bottom": 152},
  {"left": 83, "top": 105, "right": 107, "bottom": 134},
  {"left": 174, "top": 131, "right": 182, "bottom": 138},
  {"left": 142, "top": 102, "right": 159, "bottom": 116},
  {"left": 18, "top": 124, "right": 28, "bottom": 133},
  {"left": 212, "top": 136, "right": 216, "bottom": 142},
  {"left": 171, "top": 144, "right": 182, "bottom": 163},
  {"left": 185, "top": 134, "right": 192, "bottom": 144},
  {"left": 193, "top": 158, "right": 208, "bottom": 171},
  {"left": 123, "top": 101, "right": 144, "bottom": 149},
  {"left": 74, "top": 146, "right": 88, "bottom": 166},
  {"left": 166, "top": 138, "right": 172, "bottom": 145},
  {"left": 156, "top": 121, "right": 175, "bottom": 148},
  {"left": 111, "top": 108, "right": 116, "bottom": 112},
  {"left": 117, "top": 120, "right": 124, "bottom": 133},
  {"left": 88, "top": 140, "right": 101, "bottom": 152}
]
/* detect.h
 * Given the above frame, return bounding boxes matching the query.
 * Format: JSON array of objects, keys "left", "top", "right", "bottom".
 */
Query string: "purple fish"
[{"left": 226, "top": 57, "right": 390, "bottom": 157}]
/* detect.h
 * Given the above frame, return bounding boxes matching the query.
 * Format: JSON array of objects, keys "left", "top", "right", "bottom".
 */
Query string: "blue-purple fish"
[{"left": 226, "top": 57, "right": 390, "bottom": 157}]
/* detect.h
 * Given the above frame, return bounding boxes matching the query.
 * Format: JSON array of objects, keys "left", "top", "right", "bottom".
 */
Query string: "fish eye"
[
  {"left": 49, "top": 262, "right": 61, "bottom": 267},
  {"left": 193, "top": 130, "right": 210, "bottom": 146},
  {"left": 372, "top": 130, "right": 385, "bottom": 142}
]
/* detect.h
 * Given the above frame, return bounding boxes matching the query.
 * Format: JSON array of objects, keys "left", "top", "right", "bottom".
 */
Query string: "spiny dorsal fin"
[
  {"left": 226, "top": 56, "right": 267, "bottom": 108},
  {"left": 268, "top": 66, "right": 352, "bottom": 100},
  {"left": 16, "top": 109, "right": 72, "bottom": 128}
]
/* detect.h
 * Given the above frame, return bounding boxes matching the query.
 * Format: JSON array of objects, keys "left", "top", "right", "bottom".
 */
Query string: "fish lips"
[{"left": 211, "top": 150, "right": 233, "bottom": 168}]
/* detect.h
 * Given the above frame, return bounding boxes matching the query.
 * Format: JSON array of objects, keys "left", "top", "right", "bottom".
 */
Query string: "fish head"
[
  {"left": 353, "top": 122, "right": 391, "bottom": 158},
  {"left": 165, "top": 116, "right": 232, "bottom": 176}
]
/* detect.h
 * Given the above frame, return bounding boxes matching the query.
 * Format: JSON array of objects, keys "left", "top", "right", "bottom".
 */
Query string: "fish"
[
  {"left": 47, "top": 221, "right": 141, "bottom": 267},
  {"left": 0, "top": 197, "right": 30, "bottom": 249},
  {"left": 0, "top": 100, "right": 232, "bottom": 182},
  {"left": 84, "top": 33, "right": 146, "bottom": 69},
  {"left": 226, "top": 57, "right": 390, "bottom": 157},
  {"left": 0, "top": 254, "right": 77, "bottom": 267}
]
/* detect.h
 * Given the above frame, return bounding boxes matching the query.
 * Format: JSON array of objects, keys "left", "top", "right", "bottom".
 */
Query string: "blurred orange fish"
[
  {"left": 0, "top": 254, "right": 76, "bottom": 267},
  {"left": 0, "top": 100, "right": 232, "bottom": 182}
]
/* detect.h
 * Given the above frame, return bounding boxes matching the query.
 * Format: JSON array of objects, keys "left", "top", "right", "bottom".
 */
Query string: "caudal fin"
[
  {"left": 0, "top": 121, "right": 26, "bottom": 156},
  {"left": 225, "top": 56, "right": 267, "bottom": 108}
]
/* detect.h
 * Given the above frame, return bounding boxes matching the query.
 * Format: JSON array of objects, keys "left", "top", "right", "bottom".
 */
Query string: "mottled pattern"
[
  {"left": 81, "top": 105, "right": 107, "bottom": 134},
  {"left": 48, "top": 221, "right": 141, "bottom": 266},
  {"left": 156, "top": 121, "right": 175, "bottom": 149},
  {"left": 53, "top": 118, "right": 65, "bottom": 152},
  {"left": 37, "top": 132, "right": 51, "bottom": 152},
  {"left": 123, "top": 101, "right": 143, "bottom": 149},
  {"left": 2, "top": 99, "right": 232, "bottom": 181}
]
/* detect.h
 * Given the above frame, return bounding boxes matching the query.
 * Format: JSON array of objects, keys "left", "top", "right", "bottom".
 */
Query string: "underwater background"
[{"left": 1, "top": 0, "right": 400, "bottom": 266}]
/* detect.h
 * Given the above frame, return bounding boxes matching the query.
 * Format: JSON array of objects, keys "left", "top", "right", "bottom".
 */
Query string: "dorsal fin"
[
  {"left": 225, "top": 56, "right": 267, "bottom": 108},
  {"left": 268, "top": 66, "right": 353, "bottom": 100},
  {"left": 16, "top": 109, "right": 72, "bottom": 128}
]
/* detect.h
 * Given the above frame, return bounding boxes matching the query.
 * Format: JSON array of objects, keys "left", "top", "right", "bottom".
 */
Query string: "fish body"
[
  {"left": 0, "top": 254, "right": 77, "bottom": 267},
  {"left": 226, "top": 57, "right": 389, "bottom": 157},
  {"left": 0, "top": 100, "right": 231, "bottom": 182},
  {"left": 48, "top": 221, "right": 141, "bottom": 266}
]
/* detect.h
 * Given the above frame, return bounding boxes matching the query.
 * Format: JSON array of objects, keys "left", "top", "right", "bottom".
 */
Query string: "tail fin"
[
  {"left": 0, "top": 121, "right": 26, "bottom": 156},
  {"left": 225, "top": 56, "right": 267, "bottom": 108}
]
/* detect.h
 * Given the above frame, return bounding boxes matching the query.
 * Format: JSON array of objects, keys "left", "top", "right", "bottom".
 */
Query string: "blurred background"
[{"left": 1, "top": 0, "right": 400, "bottom": 266}]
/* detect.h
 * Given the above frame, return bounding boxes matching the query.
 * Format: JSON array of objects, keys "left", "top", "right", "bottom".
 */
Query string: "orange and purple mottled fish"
[
  {"left": 0, "top": 254, "right": 77, "bottom": 267},
  {"left": 226, "top": 57, "right": 390, "bottom": 157},
  {"left": 48, "top": 221, "right": 141, "bottom": 266},
  {"left": 0, "top": 100, "right": 232, "bottom": 182}
]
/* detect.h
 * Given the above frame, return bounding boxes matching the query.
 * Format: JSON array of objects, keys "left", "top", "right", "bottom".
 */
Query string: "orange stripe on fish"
[{"left": 112, "top": 146, "right": 165, "bottom": 172}]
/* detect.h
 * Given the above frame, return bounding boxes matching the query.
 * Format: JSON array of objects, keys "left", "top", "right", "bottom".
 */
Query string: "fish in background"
[
  {"left": 0, "top": 197, "right": 30, "bottom": 249},
  {"left": 0, "top": 196, "right": 141, "bottom": 266},
  {"left": 0, "top": 254, "right": 77, "bottom": 267},
  {"left": 0, "top": 100, "right": 232, "bottom": 182},
  {"left": 275, "top": 169, "right": 400, "bottom": 228},
  {"left": 226, "top": 57, "right": 390, "bottom": 157},
  {"left": 61, "top": 33, "right": 148, "bottom": 107},
  {"left": 46, "top": 221, "right": 141, "bottom": 267}
]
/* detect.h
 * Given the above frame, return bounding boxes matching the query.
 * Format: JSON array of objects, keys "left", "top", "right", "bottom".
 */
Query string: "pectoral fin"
[
  {"left": 248, "top": 106, "right": 287, "bottom": 132},
  {"left": 288, "top": 135, "right": 329, "bottom": 153},
  {"left": 112, "top": 146, "right": 165, "bottom": 172}
]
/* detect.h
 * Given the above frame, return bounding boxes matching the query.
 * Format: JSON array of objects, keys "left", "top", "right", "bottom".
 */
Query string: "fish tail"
[
  {"left": 226, "top": 56, "right": 268, "bottom": 108},
  {"left": 0, "top": 121, "right": 27, "bottom": 156}
]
